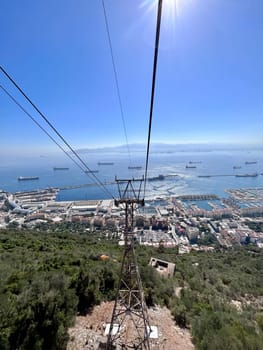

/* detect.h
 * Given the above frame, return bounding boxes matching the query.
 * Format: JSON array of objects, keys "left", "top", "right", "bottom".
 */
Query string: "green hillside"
[{"left": 0, "top": 227, "right": 263, "bottom": 349}]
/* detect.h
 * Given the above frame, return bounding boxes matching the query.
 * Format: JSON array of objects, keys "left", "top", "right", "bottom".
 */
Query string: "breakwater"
[
  {"left": 59, "top": 182, "right": 115, "bottom": 191},
  {"left": 177, "top": 194, "right": 218, "bottom": 200}
]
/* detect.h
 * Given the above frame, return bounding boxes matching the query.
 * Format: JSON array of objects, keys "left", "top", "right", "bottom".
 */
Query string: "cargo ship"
[
  {"left": 233, "top": 166, "right": 241, "bottom": 169},
  {"left": 18, "top": 176, "right": 39, "bottom": 181},
  {"left": 128, "top": 166, "right": 142, "bottom": 170},
  {"left": 235, "top": 173, "right": 258, "bottom": 177},
  {"left": 148, "top": 174, "right": 165, "bottom": 181},
  {"left": 186, "top": 165, "right": 196, "bottom": 169},
  {"left": 53, "top": 167, "right": 69, "bottom": 170},
  {"left": 98, "top": 162, "right": 114, "bottom": 165},
  {"left": 245, "top": 161, "right": 257, "bottom": 165},
  {"left": 85, "top": 170, "right": 99, "bottom": 173}
]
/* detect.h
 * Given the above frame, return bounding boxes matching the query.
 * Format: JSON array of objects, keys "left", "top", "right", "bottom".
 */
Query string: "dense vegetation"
[{"left": 0, "top": 227, "right": 263, "bottom": 349}]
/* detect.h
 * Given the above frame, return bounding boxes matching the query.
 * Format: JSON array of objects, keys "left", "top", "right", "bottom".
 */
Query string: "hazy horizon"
[{"left": 1, "top": 141, "right": 263, "bottom": 160}]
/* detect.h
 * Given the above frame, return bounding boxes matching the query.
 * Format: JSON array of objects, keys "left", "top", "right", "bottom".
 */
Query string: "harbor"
[{"left": 2, "top": 185, "right": 263, "bottom": 238}]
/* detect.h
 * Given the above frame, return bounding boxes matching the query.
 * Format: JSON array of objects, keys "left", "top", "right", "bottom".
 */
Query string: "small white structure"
[
  {"left": 104, "top": 323, "right": 119, "bottom": 336},
  {"left": 148, "top": 325, "right": 159, "bottom": 339}
]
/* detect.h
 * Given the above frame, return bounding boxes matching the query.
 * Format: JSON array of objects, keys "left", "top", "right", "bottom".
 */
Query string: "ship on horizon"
[
  {"left": 18, "top": 176, "right": 39, "bottom": 181},
  {"left": 53, "top": 167, "right": 69, "bottom": 170},
  {"left": 233, "top": 166, "right": 242, "bottom": 169},
  {"left": 186, "top": 165, "right": 196, "bottom": 169},
  {"left": 85, "top": 170, "right": 99, "bottom": 173},
  {"left": 98, "top": 162, "right": 114, "bottom": 165},
  {"left": 128, "top": 166, "right": 142, "bottom": 170},
  {"left": 189, "top": 161, "right": 202, "bottom": 164},
  {"left": 245, "top": 161, "right": 257, "bottom": 165},
  {"left": 235, "top": 173, "right": 258, "bottom": 177}
]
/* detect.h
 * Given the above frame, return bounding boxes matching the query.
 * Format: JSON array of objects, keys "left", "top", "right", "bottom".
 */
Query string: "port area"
[
  {"left": 13, "top": 188, "right": 58, "bottom": 203},
  {"left": 177, "top": 190, "right": 263, "bottom": 213},
  {"left": 1, "top": 186, "right": 263, "bottom": 249},
  {"left": 177, "top": 195, "right": 223, "bottom": 212},
  {"left": 2, "top": 187, "right": 263, "bottom": 214}
]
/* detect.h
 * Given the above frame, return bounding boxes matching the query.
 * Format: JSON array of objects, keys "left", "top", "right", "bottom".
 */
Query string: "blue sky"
[{"left": 1, "top": 0, "right": 263, "bottom": 156}]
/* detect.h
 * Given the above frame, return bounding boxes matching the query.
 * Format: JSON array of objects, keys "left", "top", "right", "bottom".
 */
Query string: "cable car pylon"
[
  {"left": 106, "top": 177, "right": 152, "bottom": 349},
  {"left": 106, "top": 0, "right": 163, "bottom": 347}
]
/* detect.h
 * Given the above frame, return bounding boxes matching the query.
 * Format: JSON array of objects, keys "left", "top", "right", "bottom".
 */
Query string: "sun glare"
[
  {"left": 163, "top": 0, "right": 177, "bottom": 21},
  {"left": 164, "top": 0, "right": 177, "bottom": 10},
  {"left": 140, "top": 0, "right": 188, "bottom": 20},
  {"left": 164, "top": 0, "right": 190, "bottom": 19}
]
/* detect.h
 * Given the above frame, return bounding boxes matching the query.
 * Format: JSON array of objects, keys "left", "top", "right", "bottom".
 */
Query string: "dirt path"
[{"left": 67, "top": 302, "right": 195, "bottom": 350}]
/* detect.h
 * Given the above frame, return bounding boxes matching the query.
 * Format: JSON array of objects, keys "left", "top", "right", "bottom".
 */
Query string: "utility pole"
[{"left": 106, "top": 177, "right": 151, "bottom": 349}]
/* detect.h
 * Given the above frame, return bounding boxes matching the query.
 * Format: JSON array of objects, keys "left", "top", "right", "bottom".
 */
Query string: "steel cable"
[
  {"left": 0, "top": 66, "right": 115, "bottom": 199},
  {"left": 101, "top": 0, "right": 131, "bottom": 164},
  {"left": 143, "top": 0, "right": 163, "bottom": 198}
]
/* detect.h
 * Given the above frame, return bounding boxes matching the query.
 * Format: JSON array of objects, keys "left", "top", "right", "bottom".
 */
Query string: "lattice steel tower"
[{"left": 106, "top": 177, "right": 151, "bottom": 350}]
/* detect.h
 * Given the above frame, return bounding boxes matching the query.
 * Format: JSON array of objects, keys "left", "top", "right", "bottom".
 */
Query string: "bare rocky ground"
[{"left": 67, "top": 302, "right": 195, "bottom": 350}]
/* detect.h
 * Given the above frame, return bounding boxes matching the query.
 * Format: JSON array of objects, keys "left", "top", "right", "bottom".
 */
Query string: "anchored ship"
[
  {"left": 245, "top": 161, "right": 257, "bottom": 165},
  {"left": 53, "top": 167, "right": 69, "bottom": 170},
  {"left": 235, "top": 173, "right": 258, "bottom": 177},
  {"left": 128, "top": 166, "right": 142, "bottom": 170},
  {"left": 18, "top": 176, "right": 39, "bottom": 181},
  {"left": 85, "top": 170, "right": 99, "bottom": 173},
  {"left": 148, "top": 174, "right": 165, "bottom": 181}
]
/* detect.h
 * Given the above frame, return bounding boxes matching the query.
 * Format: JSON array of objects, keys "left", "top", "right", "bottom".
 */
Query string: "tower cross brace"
[{"left": 106, "top": 178, "right": 151, "bottom": 350}]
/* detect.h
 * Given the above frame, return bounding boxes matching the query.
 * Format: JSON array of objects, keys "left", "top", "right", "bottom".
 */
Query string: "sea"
[{"left": 1, "top": 148, "right": 263, "bottom": 202}]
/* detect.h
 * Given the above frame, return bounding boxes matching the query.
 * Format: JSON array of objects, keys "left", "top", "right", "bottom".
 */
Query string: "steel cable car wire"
[
  {"left": 143, "top": 0, "right": 163, "bottom": 199},
  {"left": 102, "top": 0, "right": 164, "bottom": 201},
  {"left": 101, "top": 0, "right": 131, "bottom": 165},
  {"left": 0, "top": 84, "right": 90, "bottom": 177},
  {"left": 1, "top": 0, "right": 163, "bottom": 202},
  {"left": 0, "top": 66, "right": 115, "bottom": 200}
]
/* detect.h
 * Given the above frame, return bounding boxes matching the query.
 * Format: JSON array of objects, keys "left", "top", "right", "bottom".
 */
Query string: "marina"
[{"left": 225, "top": 188, "right": 263, "bottom": 202}]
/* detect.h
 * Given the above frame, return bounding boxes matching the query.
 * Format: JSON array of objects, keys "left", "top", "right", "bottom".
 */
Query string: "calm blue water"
[{"left": 0, "top": 149, "right": 262, "bottom": 201}]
